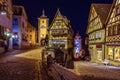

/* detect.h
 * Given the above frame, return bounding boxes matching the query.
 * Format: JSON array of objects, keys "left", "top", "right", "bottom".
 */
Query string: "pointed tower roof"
[{"left": 40, "top": 9, "right": 47, "bottom": 18}]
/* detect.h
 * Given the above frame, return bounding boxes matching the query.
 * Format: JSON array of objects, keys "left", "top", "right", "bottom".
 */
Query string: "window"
[
  {"left": 108, "top": 27, "right": 111, "bottom": 36},
  {"left": 114, "top": 48, "right": 120, "bottom": 61},
  {"left": 56, "top": 22, "right": 61, "bottom": 26},
  {"left": 0, "top": 2, "right": 7, "bottom": 11},
  {"left": 108, "top": 47, "right": 120, "bottom": 61},
  {"left": 116, "top": 7, "right": 120, "bottom": 16},
  {"left": 99, "top": 32, "right": 102, "bottom": 38},
  {"left": 96, "top": 32, "right": 102, "bottom": 39},
  {"left": 108, "top": 26, "right": 114, "bottom": 36},
  {"left": 96, "top": 32, "right": 99, "bottom": 38},
  {"left": 113, "top": 26, "right": 118, "bottom": 35},
  {"left": 92, "top": 18, "right": 98, "bottom": 26},
  {"left": 91, "top": 34, "right": 94, "bottom": 40},
  {"left": 108, "top": 48, "right": 114, "bottom": 60},
  {"left": 13, "top": 18, "right": 18, "bottom": 25},
  {"left": 118, "top": 24, "right": 120, "bottom": 34}
]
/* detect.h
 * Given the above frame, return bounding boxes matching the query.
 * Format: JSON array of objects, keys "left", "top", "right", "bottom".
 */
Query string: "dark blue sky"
[{"left": 13, "top": 0, "right": 113, "bottom": 38}]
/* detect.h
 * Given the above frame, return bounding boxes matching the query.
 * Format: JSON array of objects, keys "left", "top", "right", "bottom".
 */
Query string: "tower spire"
[
  {"left": 41, "top": 9, "right": 46, "bottom": 17},
  {"left": 42, "top": 9, "right": 45, "bottom": 16},
  {"left": 57, "top": 8, "right": 61, "bottom": 16}
]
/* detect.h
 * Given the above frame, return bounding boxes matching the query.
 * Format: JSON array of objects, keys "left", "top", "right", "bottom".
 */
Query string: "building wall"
[
  {"left": 105, "top": 0, "right": 120, "bottom": 66},
  {"left": 87, "top": 6, "right": 106, "bottom": 63},
  {"left": 0, "top": 0, "right": 13, "bottom": 53},
  {"left": 12, "top": 6, "right": 28, "bottom": 49},
  {"left": 49, "top": 10, "right": 73, "bottom": 49},
  {"left": 27, "top": 22, "right": 36, "bottom": 46}
]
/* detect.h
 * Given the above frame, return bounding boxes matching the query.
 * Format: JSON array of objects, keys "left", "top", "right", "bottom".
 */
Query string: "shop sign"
[{"left": 96, "top": 45, "right": 102, "bottom": 48}]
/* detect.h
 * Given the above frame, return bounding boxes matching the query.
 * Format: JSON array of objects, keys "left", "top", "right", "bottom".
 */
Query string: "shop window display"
[
  {"left": 108, "top": 47, "right": 120, "bottom": 61},
  {"left": 114, "top": 48, "right": 120, "bottom": 61},
  {"left": 108, "top": 48, "right": 114, "bottom": 60}
]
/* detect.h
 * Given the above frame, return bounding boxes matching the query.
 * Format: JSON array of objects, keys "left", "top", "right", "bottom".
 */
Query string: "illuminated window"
[
  {"left": 96, "top": 32, "right": 99, "bottom": 38},
  {"left": 56, "top": 22, "right": 61, "bottom": 26},
  {"left": 13, "top": 18, "right": 18, "bottom": 25},
  {"left": 108, "top": 48, "right": 114, "bottom": 60},
  {"left": 108, "top": 47, "right": 120, "bottom": 61},
  {"left": 92, "top": 34, "right": 95, "bottom": 39},
  {"left": 99, "top": 32, "right": 102, "bottom": 38},
  {"left": 114, "top": 48, "right": 120, "bottom": 61},
  {"left": 97, "top": 50, "right": 102, "bottom": 61}
]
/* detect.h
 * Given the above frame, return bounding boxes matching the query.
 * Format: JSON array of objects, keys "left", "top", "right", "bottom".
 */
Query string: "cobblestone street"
[
  {"left": 0, "top": 48, "right": 44, "bottom": 80},
  {"left": 49, "top": 61, "right": 120, "bottom": 80}
]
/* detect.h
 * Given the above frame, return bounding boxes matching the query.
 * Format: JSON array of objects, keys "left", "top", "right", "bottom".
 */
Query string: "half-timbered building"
[
  {"left": 106, "top": 0, "right": 120, "bottom": 66},
  {"left": 48, "top": 9, "right": 73, "bottom": 49},
  {"left": 87, "top": 4, "right": 111, "bottom": 62}
]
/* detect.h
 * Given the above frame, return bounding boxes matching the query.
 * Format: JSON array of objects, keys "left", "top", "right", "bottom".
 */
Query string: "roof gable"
[
  {"left": 86, "top": 4, "right": 111, "bottom": 34},
  {"left": 49, "top": 9, "right": 73, "bottom": 31},
  {"left": 93, "top": 4, "right": 111, "bottom": 24},
  {"left": 106, "top": 0, "right": 116, "bottom": 24}
]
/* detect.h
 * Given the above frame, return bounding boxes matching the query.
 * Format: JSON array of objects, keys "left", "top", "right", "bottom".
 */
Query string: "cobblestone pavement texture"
[
  {"left": 49, "top": 61, "right": 120, "bottom": 80},
  {"left": 60, "top": 61, "right": 120, "bottom": 80},
  {"left": 0, "top": 48, "right": 44, "bottom": 80}
]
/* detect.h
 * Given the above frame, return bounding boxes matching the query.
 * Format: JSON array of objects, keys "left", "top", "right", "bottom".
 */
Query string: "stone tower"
[{"left": 38, "top": 10, "right": 49, "bottom": 46}]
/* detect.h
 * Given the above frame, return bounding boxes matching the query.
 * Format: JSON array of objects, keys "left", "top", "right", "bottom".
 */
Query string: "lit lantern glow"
[
  {"left": 12, "top": 35, "right": 15, "bottom": 38},
  {"left": 1, "top": 11, "right": 7, "bottom": 15}
]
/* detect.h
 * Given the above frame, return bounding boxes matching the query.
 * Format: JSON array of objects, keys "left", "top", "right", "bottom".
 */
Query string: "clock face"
[{"left": 56, "top": 22, "right": 61, "bottom": 26}]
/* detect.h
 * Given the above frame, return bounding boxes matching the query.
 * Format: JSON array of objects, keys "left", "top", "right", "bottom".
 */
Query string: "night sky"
[{"left": 13, "top": 0, "right": 113, "bottom": 39}]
